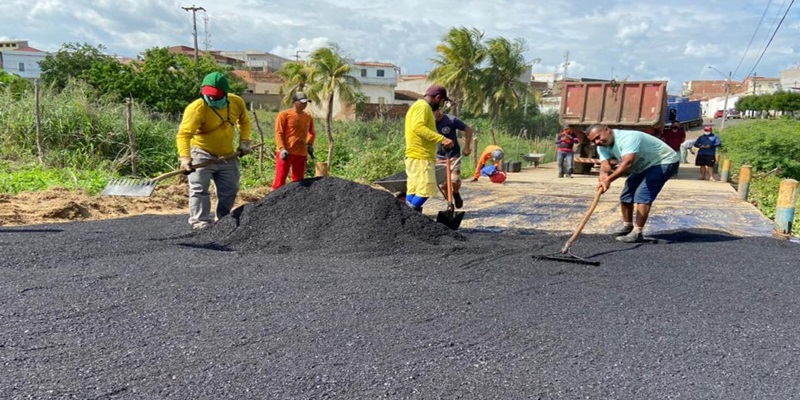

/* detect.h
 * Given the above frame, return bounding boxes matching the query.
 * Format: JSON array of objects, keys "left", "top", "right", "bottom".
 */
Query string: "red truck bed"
[{"left": 560, "top": 80, "right": 668, "bottom": 129}]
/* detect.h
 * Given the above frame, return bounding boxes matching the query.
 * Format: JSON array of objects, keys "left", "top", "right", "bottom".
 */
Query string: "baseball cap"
[
  {"left": 703, "top": 126, "right": 713, "bottom": 132},
  {"left": 425, "top": 84, "right": 450, "bottom": 101},
  {"left": 292, "top": 91, "right": 311, "bottom": 103}
]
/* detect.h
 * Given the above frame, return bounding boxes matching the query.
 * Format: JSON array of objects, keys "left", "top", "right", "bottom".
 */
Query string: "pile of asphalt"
[{"left": 191, "top": 177, "right": 465, "bottom": 253}]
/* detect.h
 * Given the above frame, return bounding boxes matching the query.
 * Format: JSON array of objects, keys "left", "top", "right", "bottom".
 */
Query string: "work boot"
[
  {"left": 616, "top": 230, "right": 645, "bottom": 243},
  {"left": 611, "top": 224, "right": 634, "bottom": 236},
  {"left": 412, "top": 206, "right": 423, "bottom": 213},
  {"left": 453, "top": 192, "right": 464, "bottom": 209}
]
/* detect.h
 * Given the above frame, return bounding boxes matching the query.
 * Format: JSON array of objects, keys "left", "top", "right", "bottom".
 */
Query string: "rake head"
[{"left": 101, "top": 178, "right": 158, "bottom": 197}]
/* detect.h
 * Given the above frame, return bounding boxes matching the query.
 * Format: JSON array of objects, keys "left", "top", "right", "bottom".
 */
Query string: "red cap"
[
  {"left": 703, "top": 126, "right": 713, "bottom": 132},
  {"left": 201, "top": 85, "right": 225, "bottom": 99}
]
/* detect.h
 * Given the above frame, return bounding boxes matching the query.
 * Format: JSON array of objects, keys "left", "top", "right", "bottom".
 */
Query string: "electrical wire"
[
  {"left": 744, "top": 0, "right": 795, "bottom": 80},
  {"left": 732, "top": 0, "right": 773, "bottom": 79}
]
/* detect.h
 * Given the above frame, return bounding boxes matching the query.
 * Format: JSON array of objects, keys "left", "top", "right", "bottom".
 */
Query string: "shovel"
[
  {"left": 436, "top": 155, "right": 465, "bottom": 230},
  {"left": 102, "top": 143, "right": 263, "bottom": 197}
]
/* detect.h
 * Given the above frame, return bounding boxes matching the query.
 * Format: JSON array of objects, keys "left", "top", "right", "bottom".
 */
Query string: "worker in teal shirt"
[{"left": 587, "top": 125, "right": 680, "bottom": 243}]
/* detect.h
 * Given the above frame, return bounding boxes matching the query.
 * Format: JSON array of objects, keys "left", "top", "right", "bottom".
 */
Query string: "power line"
[
  {"left": 732, "top": 0, "right": 773, "bottom": 79},
  {"left": 744, "top": 0, "right": 794, "bottom": 80}
]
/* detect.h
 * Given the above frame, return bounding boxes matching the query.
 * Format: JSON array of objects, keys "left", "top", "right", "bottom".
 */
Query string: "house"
[
  {"left": 780, "top": 65, "right": 800, "bottom": 92},
  {"left": 231, "top": 69, "right": 283, "bottom": 110},
  {"left": 167, "top": 46, "right": 243, "bottom": 66},
  {"left": 306, "top": 60, "right": 403, "bottom": 121},
  {"left": 219, "top": 50, "right": 291, "bottom": 72},
  {"left": 0, "top": 40, "right": 48, "bottom": 79}
]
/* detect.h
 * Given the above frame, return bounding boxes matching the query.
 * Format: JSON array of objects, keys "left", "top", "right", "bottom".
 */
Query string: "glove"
[
  {"left": 280, "top": 148, "right": 289, "bottom": 160},
  {"left": 307, "top": 144, "right": 315, "bottom": 160},
  {"left": 238, "top": 140, "right": 252, "bottom": 156},
  {"left": 179, "top": 157, "right": 193, "bottom": 173}
]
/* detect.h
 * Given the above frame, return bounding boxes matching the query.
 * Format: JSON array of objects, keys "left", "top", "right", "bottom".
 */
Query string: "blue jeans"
[
  {"left": 620, "top": 162, "right": 679, "bottom": 205},
  {"left": 557, "top": 151, "right": 574, "bottom": 176}
]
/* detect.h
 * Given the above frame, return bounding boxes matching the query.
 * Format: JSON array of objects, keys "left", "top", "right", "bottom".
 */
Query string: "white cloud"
[{"left": 2, "top": 0, "right": 799, "bottom": 95}]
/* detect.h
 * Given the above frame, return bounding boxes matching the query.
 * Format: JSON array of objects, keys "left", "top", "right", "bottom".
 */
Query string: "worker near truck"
[
  {"left": 555, "top": 125, "right": 580, "bottom": 178},
  {"left": 434, "top": 109, "right": 473, "bottom": 209},
  {"left": 471, "top": 145, "right": 505, "bottom": 182},
  {"left": 272, "top": 91, "right": 316, "bottom": 190},
  {"left": 586, "top": 124, "right": 680, "bottom": 243},
  {"left": 176, "top": 72, "right": 252, "bottom": 230},
  {"left": 694, "top": 126, "right": 722, "bottom": 181},
  {"left": 403, "top": 85, "right": 454, "bottom": 212}
]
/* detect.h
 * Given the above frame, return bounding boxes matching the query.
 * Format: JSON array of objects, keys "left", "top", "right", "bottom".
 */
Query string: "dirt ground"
[{"left": 0, "top": 180, "right": 271, "bottom": 227}]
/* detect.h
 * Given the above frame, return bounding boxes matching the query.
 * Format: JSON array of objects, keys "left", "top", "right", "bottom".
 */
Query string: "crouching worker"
[
  {"left": 403, "top": 84, "right": 454, "bottom": 212},
  {"left": 472, "top": 145, "right": 504, "bottom": 182},
  {"left": 587, "top": 124, "right": 679, "bottom": 243},
  {"left": 176, "top": 72, "right": 252, "bottom": 230}
]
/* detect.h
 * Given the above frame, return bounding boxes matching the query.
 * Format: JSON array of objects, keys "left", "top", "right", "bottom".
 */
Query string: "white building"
[
  {"left": 307, "top": 60, "right": 402, "bottom": 121},
  {"left": 0, "top": 40, "right": 48, "bottom": 79},
  {"left": 219, "top": 50, "right": 291, "bottom": 72},
  {"left": 780, "top": 65, "right": 800, "bottom": 92}
]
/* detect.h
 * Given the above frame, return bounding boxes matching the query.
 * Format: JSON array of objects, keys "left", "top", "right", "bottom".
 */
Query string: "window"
[
  {"left": 18, "top": 63, "right": 25, "bottom": 72},
  {"left": 360, "top": 69, "right": 367, "bottom": 77},
  {"left": 377, "top": 69, "right": 385, "bottom": 77}
]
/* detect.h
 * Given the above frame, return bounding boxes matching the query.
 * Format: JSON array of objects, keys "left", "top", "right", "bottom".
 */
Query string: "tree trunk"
[{"left": 325, "top": 93, "right": 335, "bottom": 169}]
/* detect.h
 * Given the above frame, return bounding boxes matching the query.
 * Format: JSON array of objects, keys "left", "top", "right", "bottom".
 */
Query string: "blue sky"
[{"left": 2, "top": 0, "right": 799, "bottom": 94}]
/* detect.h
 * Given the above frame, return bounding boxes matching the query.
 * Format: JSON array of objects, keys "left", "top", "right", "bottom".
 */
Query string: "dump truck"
[{"left": 559, "top": 80, "right": 668, "bottom": 174}]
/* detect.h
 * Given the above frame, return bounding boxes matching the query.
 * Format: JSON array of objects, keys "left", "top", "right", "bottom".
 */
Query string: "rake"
[
  {"left": 102, "top": 143, "right": 263, "bottom": 197},
  {"left": 532, "top": 187, "right": 603, "bottom": 266}
]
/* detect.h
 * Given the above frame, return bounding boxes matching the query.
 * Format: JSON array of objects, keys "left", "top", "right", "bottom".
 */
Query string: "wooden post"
[
  {"left": 773, "top": 179, "right": 798, "bottom": 238},
  {"left": 126, "top": 97, "right": 138, "bottom": 176},
  {"left": 738, "top": 165, "right": 752, "bottom": 200},
  {"left": 720, "top": 158, "right": 732, "bottom": 182},
  {"left": 315, "top": 162, "right": 329, "bottom": 177},
  {"left": 713, "top": 154, "right": 721, "bottom": 174},
  {"left": 472, "top": 136, "right": 479, "bottom": 168},
  {"left": 34, "top": 79, "right": 43, "bottom": 164},
  {"left": 250, "top": 106, "right": 270, "bottom": 176}
]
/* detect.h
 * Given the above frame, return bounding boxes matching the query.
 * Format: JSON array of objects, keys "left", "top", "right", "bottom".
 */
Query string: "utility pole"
[
  {"left": 182, "top": 5, "right": 206, "bottom": 79},
  {"left": 562, "top": 51, "right": 570, "bottom": 81},
  {"left": 202, "top": 14, "right": 211, "bottom": 51},
  {"left": 721, "top": 70, "right": 731, "bottom": 130},
  {"left": 295, "top": 49, "right": 309, "bottom": 62}
]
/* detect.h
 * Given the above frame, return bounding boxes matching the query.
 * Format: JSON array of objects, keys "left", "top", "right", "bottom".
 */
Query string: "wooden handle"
[
  {"left": 152, "top": 143, "right": 264, "bottom": 182},
  {"left": 561, "top": 187, "right": 604, "bottom": 253}
]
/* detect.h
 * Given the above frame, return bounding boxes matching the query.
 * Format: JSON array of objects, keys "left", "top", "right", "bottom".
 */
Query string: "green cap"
[{"left": 201, "top": 72, "right": 230, "bottom": 93}]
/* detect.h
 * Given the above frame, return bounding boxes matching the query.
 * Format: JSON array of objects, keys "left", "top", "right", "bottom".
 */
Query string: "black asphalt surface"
[{"left": 2, "top": 177, "right": 799, "bottom": 399}]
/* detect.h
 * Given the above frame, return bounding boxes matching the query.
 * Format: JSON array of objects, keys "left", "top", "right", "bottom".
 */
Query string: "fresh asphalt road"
[{"left": 2, "top": 206, "right": 799, "bottom": 399}]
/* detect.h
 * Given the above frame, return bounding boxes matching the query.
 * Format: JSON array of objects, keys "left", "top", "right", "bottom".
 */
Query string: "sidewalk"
[{"left": 426, "top": 158, "right": 774, "bottom": 237}]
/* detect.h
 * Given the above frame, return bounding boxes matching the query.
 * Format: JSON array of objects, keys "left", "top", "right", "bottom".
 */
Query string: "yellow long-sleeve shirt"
[
  {"left": 404, "top": 99, "right": 445, "bottom": 160},
  {"left": 176, "top": 94, "right": 251, "bottom": 158}
]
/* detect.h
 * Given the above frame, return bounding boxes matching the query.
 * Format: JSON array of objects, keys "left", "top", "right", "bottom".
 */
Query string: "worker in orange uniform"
[
  {"left": 471, "top": 145, "right": 505, "bottom": 181},
  {"left": 272, "top": 91, "right": 316, "bottom": 190}
]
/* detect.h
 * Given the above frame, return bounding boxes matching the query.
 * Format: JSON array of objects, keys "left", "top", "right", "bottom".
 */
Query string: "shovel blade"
[
  {"left": 101, "top": 178, "right": 158, "bottom": 197},
  {"left": 436, "top": 210, "right": 465, "bottom": 230}
]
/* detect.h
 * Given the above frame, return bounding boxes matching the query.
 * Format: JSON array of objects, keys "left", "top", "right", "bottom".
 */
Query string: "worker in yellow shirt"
[
  {"left": 403, "top": 84, "right": 454, "bottom": 212},
  {"left": 176, "top": 72, "right": 251, "bottom": 230}
]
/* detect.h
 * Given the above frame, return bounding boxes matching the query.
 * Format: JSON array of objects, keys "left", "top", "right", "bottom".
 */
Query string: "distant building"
[
  {"left": 780, "top": 65, "right": 800, "bottom": 92},
  {"left": 231, "top": 69, "right": 283, "bottom": 110},
  {"left": 0, "top": 40, "right": 48, "bottom": 79},
  {"left": 741, "top": 75, "right": 781, "bottom": 96},
  {"left": 219, "top": 50, "right": 291, "bottom": 72},
  {"left": 166, "top": 46, "right": 243, "bottom": 67}
]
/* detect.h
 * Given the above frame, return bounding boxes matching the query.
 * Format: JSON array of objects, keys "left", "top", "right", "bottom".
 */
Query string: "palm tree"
[
  {"left": 429, "top": 27, "right": 486, "bottom": 116},
  {"left": 481, "top": 37, "right": 530, "bottom": 143},
  {"left": 275, "top": 61, "right": 313, "bottom": 105},
  {"left": 305, "top": 44, "right": 361, "bottom": 169}
]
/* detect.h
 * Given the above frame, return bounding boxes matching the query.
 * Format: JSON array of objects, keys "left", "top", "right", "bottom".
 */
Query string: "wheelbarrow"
[{"left": 373, "top": 162, "right": 450, "bottom": 200}]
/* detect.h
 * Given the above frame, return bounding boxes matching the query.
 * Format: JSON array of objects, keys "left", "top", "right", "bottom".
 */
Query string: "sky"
[{"left": 2, "top": 0, "right": 799, "bottom": 94}]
